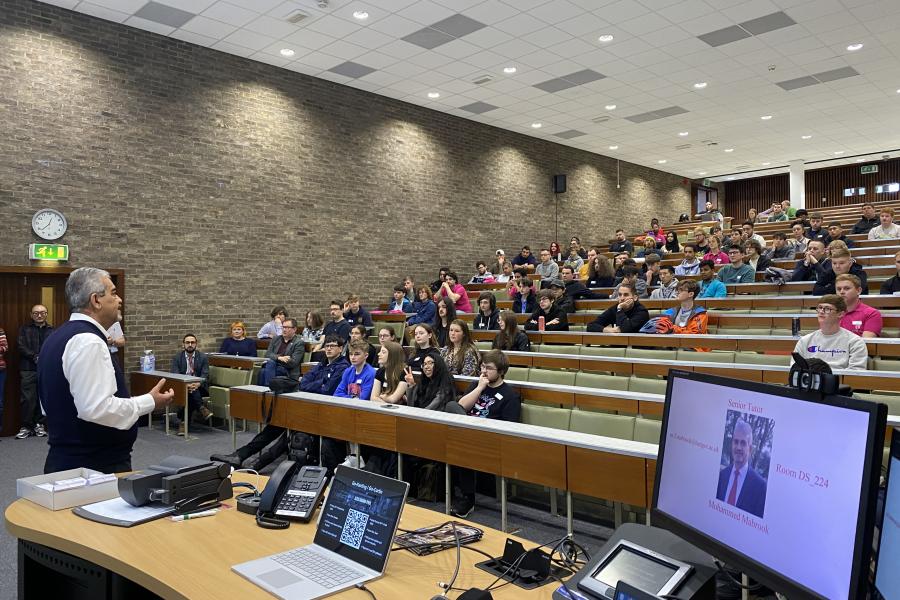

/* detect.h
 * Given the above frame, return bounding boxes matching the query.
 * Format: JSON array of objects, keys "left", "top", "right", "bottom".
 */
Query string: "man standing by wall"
[
  {"left": 16, "top": 305, "right": 53, "bottom": 439},
  {"left": 38, "top": 268, "right": 173, "bottom": 473}
]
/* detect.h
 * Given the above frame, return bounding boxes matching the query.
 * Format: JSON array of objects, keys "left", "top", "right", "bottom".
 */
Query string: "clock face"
[{"left": 32, "top": 209, "right": 67, "bottom": 241}]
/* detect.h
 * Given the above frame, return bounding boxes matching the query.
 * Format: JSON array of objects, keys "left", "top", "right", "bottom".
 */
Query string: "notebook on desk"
[{"left": 232, "top": 466, "right": 409, "bottom": 600}]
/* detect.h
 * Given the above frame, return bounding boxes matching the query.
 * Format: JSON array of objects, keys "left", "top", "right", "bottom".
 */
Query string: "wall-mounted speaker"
[{"left": 552, "top": 174, "right": 567, "bottom": 194}]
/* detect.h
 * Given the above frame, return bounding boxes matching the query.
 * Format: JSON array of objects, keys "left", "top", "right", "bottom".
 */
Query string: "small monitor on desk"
[
  {"left": 874, "top": 429, "right": 900, "bottom": 600},
  {"left": 652, "top": 370, "right": 885, "bottom": 600}
]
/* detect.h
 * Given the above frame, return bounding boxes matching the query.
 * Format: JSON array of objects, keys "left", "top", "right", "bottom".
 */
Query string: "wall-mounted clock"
[{"left": 32, "top": 208, "right": 68, "bottom": 241}]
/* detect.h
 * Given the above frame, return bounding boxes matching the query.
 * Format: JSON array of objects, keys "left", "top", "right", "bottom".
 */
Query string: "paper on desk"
[{"left": 78, "top": 497, "right": 173, "bottom": 523}]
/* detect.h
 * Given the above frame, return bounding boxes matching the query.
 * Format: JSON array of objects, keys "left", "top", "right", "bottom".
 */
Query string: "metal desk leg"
[
  {"left": 397, "top": 453, "right": 403, "bottom": 481},
  {"left": 645, "top": 509, "right": 651, "bottom": 526},
  {"left": 550, "top": 488, "right": 558, "bottom": 516},
  {"left": 614, "top": 502, "right": 623, "bottom": 528},
  {"left": 566, "top": 491, "right": 574, "bottom": 537},
  {"left": 445, "top": 464, "right": 451, "bottom": 515},
  {"left": 741, "top": 574, "right": 749, "bottom": 600},
  {"left": 501, "top": 476, "right": 508, "bottom": 533},
  {"left": 231, "top": 418, "right": 236, "bottom": 450},
  {"left": 164, "top": 407, "right": 169, "bottom": 436}
]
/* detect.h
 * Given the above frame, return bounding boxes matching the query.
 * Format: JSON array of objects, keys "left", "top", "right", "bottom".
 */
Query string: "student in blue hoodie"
[
  {"left": 697, "top": 260, "right": 727, "bottom": 298},
  {"left": 406, "top": 285, "right": 436, "bottom": 326},
  {"left": 388, "top": 284, "right": 414, "bottom": 312},
  {"left": 324, "top": 339, "right": 377, "bottom": 474}
]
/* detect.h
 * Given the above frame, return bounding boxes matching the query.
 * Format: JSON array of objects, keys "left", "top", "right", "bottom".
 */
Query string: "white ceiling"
[{"left": 37, "top": 0, "right": 900, "bottom": 178}]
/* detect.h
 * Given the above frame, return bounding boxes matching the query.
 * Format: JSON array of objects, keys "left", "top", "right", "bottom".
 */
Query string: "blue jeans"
[{"left": 257, "top": 359, "right": 289, "bottom": 386}]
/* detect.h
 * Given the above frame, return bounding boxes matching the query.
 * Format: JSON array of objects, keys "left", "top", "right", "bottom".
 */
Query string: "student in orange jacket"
[{"left": 661, "top": 280, "right": 709, "bottom": 351}]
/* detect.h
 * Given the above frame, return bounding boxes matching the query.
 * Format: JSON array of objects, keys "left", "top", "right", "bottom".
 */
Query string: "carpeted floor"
[{"left": 1, "top": 423, "right": 617, "bottom": 600}]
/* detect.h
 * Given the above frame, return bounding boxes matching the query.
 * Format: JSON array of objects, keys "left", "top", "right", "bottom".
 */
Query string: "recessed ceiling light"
[
  {"left": 846, "top": 43, "right": 863, "bottom": 51},
  {"left": 353, "top": 10, "right": 369, "bottom": 20},
  {"left": 605, "top": 104, "right": 617, "bottom": 110},
  {"left": 280, "top": 48, "right": 295, "bottom": 57},
  {"left": 801, "top": 135, "right": 812, "bottom": 139},
  {"left": 760, "top": 115, "right": 772, "bottom": 120},
  {"left": 427, "top": 92, "right": 440, "bottom": 99},
  {"left": 531, "top": 122, "right": 542, "bottom": 128},
  {"left": 833, "top": 150, "right": 844, "bottom": 155},
  {"left": 762, "top": 162, "right": 771, "bottom": 166},
  {"left": 896, "top": 89, "right": 900, "bottom": 93},
  {"left": 724, "top": 148, "right": 734, "bottom": 153},
  {"left": 678, "top": 131, "right": 689, "bottom": 136},
  {"left": 693, "top": 82, "right": 708, "bottom": 89},
  {"left": 598, "top": 34, "right": 614, "bottom": 43},
  {"left": 609, "top": 145, "right": 619, "bottom": 150},
  {"left": 698, "top": 171, "right": 707, "bottom": 175},
  {"left": 658, "top": 159, "right": 667, "bottom": 164},
  {"left": 727, "top": 176, "right": 735, "bottom": 180},
  {"left": 856, "top": 158, "right": 865, "bottom": 162},
  {"left": 503, "top": 66, "right": 517, "bottom": 74}
]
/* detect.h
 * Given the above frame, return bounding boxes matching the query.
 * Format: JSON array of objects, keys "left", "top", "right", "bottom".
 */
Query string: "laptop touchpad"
[{"left": 258, "top": 568, "right": 303, "bottom": 588}]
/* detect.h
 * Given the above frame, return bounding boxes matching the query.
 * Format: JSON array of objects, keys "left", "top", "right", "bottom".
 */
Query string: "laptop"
[{"left": 233, "top": 465, "right": 409, "bottom": 600}]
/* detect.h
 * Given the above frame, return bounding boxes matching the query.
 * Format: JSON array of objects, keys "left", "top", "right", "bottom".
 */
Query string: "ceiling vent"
[
  {"left": 285, "top": 10, "right": 310, "bottom": 24},
  {"left": 472, "top": 74, "right": 494, "bottom": 85},
  {"left": 591, "top": 115, "right": 611, "bottom": 124}
]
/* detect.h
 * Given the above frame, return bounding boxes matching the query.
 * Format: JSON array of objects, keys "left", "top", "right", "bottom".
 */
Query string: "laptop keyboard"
[{"left": 273, "top": 547, "right": 364, "bottom": 589}]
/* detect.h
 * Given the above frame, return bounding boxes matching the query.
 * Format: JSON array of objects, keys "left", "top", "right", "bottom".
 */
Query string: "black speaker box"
[{"left": 552, "top": 174, "right": 566, "bottom": 194}]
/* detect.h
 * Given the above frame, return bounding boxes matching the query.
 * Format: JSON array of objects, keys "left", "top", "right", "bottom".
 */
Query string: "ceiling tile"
[
  {"left": 180, "top": 15, "right": 237, "bottom": 38},
  {"left": 201, "top": 1, "right": 257, "bottom": 27},
  {"left": 124, "top": 15, "right": 177, "bottom": 35}
]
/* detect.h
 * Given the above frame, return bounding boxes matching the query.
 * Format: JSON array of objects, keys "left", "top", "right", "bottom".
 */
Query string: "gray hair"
[
  {"left": 66, "top": 267, "right": 110, "bottom": 312},
  {"left": 733, "top": 419, "right": 753, "bottom": 444}
]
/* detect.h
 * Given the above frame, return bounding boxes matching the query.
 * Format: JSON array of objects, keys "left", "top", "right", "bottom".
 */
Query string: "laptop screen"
[{"left": 313, "top": 466, "right": 409, "bottom": 573}]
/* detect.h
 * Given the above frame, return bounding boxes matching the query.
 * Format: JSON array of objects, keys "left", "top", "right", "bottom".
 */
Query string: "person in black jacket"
[
  {"left": 609, "top": 229, "right": 633, "bottom": 254},
  {"left": 812, "top": 248, "right": 868, "bottom": 296},
  {"left": 16, "top": 305, "right": 54, "bottom": 439},
  {"left": 745, "top": 239, "right": 771, "bottom": 272},
  {"left": 432, "top": 297, "right": 456, "bottom": 347},
  {"left": 561, "top": 266, "right": 602, "bottom": 302},
  {"left": 881, "top": 250, "right": 900, "bottom": 295},
  {"left": 547, "top": 279, "right": 575, "bottom": 314},
  {"left": 852, "top": 203, "right": 880, "bottom": 235},
  {"left": 586, "top": 282, "right": 650, "bottom": 333},
  {"left": 791, "top": 240, "right": 827, "bottom": 282},
  {"left": 493, "top": 311, "right": 531, "bottom": 352},
  {"left": 472, "top": 292, "right": 500, "bottom": 330},
  {"left": 525, "top": 290, "right": 568, "bottom": 331},
  {"left": 512, "top": 278, "right": 537, "bottom": 314}
]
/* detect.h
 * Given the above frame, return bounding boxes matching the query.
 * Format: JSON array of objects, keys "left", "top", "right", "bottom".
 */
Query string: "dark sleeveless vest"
[{"left": 38, "top": 319, "right": 136, "bottom": 473}]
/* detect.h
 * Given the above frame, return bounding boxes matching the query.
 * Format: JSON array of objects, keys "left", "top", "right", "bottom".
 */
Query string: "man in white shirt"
[
  {"left": 868, "top": 207, "right": 900, "bottom": 240},
  {"left": 38, "top": 267, "right": 173, "bottom": 473},
  {"left": 106, "top": 319, "right": 125, "bottom": 355},
  {"left": 791, "top": 294, "right": 868, "bottom": 371}
]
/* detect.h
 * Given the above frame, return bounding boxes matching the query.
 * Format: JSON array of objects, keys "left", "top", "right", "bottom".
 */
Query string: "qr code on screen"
[{"left": 339, "top": 508, "right": 369, "bottom": 549}]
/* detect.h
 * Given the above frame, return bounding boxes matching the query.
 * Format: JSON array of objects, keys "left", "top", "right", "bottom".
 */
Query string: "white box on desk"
[{"left": 17, "top": 468, "right": 119, "bottom": 510}]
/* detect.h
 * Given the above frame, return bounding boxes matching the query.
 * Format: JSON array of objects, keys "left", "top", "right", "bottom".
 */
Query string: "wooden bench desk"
[{"left": 130, "top": 370, "right": 203, "bottom": 439}]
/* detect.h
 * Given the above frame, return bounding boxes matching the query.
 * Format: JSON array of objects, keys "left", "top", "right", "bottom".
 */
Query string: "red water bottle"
[{"left": 538, "top": 316, "right": 545, "bottom": 332}]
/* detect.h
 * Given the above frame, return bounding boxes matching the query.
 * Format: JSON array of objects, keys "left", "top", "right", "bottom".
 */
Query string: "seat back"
[
  {"left": 574, "top": 372, "right": 629, "bottom": 391},
  {"left": 627, "top": 376, "right": 667, "bottom": 395},
  {"left": 208, "top": 365, "right": 252, "bottom": 388},
  {"left": 676, "top": 349, "right": 734, "bottom": 363},
  {"left": 633, "top": 418, "right": 662, "bottom": 444},
  {"left": 527, "top": 368, "right": 576, "bottom": 386},
  {"left": 568, "top": 410, "right": 635, "bottom": 440},
  {"left": 625, "top": 348, "right": 676, "bottom": 361},
  {"left": 540, "top": 345, "right": 580, "bottom": 355},
  {"left": 505, "top": 366, "right": 530, "bottom": 381},
  {"left": 580, "top": 346, "right": 626, "bottom": 358},
  {"left": 520, "top": 404, "right": 571, "bottom": 431},
  {"left": 873, "top": 358, "right": 900, "bottom": 372},
  {"left": 734, "top": 352, "right": 791, "bottom": 366}
]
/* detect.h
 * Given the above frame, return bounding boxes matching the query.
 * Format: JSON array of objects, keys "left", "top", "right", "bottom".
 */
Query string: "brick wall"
[{"left": 0, "top": 0, "right": 690, "bottom": 367}]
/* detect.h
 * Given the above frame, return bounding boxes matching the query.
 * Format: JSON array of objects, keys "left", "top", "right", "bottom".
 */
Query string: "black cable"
[
  {"left": 714, "top": 560, "right": 762, "bottom": 591},
  {"left": 484, "top": 534, "right": 570, "bottom": 591},
  {"left": 442, "top": 521, "right": 462, "bottom": 595},
  {"left": 356, "top": 584, "right": 377, "bottom": 600}
]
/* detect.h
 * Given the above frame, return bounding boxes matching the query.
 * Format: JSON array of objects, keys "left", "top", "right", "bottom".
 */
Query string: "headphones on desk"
[{"left": 233, "top": 481, "right": 263, "bottom": 515}]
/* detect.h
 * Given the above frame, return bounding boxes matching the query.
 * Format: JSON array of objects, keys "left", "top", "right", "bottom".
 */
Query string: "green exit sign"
[
  {"left": 861, "top": 165, "right": 878, "bottom": 174},
  {"left": 29, "top": 243, "right": 69, "bottom": 261}
]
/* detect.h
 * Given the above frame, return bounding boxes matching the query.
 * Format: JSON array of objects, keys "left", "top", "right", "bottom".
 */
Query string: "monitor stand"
[{"left": 553, "top": 523, "right": 717, "bottom": 600}]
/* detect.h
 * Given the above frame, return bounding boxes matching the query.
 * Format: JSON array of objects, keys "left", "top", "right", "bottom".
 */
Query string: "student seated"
[
  {"left": 611, "top": 264, "right": 647, "bottom": 299},
  {"left": 450, "top": 350, "right": 521, "bottom": 517},
  {"left": 764, "top": 232, "right": 796, "bottom": 261},
  {"left": 549, "top": 241, "right": 563, "bottom": 262},
  {"left": 613, "top": 252, "right": 631, "bottom": 278},
  {"left": 473, "top": 291, "right": 500, "bottom": 330},
  {"left": 388, "top": 285, "right": 413, "bottom": 313},
  {"left": 569, "top": 236, "right": 588, "bottom": 259},
  {"left": 492, "top": 310, "right": 531, "bottom": 352},
  {"left": 643, "top": 254, "right": 661, "bottom": 288},
  {"left": 644, "top": 218, "right": 667, "bottom": 246},
  {"left": 836, "top": 274, "right": 881, "bottom": 338},
  {"left": 767, "top": 203, "right": 788, "bottom": 222},
  {"left": 430, "top": 267, "right": 449, "bottom": 294},
  {"left": 257, "top": 305, "right": 287, "bottom": 339},
  {"left": 791, "top": 295, "right": 868, "bottom": 370},
  {"left": 377, "top": 326, "right": 398, "bottom": 346},
  {"left": 407, "top": 324, "right": 441, "bottom": 369},
  {"left": 697, "top": 260, "right": 727, "bottom": 298},
  {"left": 609, "top": 229, "right": 633, "bottom": 254},
  {"left": 869, "top": 207, "right": 900, "bottom": 240},
  {"left": 434, "top": 271, "right": 472, "bottom": 313},
  {"left": 468, "top": 261, "right": 494, "bottom": 284},
  {"left": 692, "top": 228, "right": 711, "bottom": 256},
  {"left": 806, "top": 212, "right": 831, "bottom": 244},
  {"left": 432, "top": 297, "right": 456, "bottom": 347},
  {"left": 404, "top": 352, "right": 457, "bottom": 411},
  {"left": 371, "top": 341, "right": 408, "bottom": 404},
  {"left": 512, "top": 278, "right": 537, "bottom": 314},
  {"left": 587, "top": 282, "right": 650, "bottom": 333},
  {"left": 299, "top": 310, "right": 325, "bottom": 343},
  {"left": 744, "top": 239, "right": 771, "bottom": 272},
  {"left": 812, "top": 247, "right": 868, "bottom": 296},
  {"left": 740, "top": 221, "right": 766, "bottom": 247},
  {"left": 636, "top": 236, "right": 664, "bottom": 259},
  {"left": 852, "top": 203, "right": 879, "bottom": 235},
  {"left": 440, "top": 319, "right": 481, "bottom": 376},
  {"left": 535, "top": 248, "right": 560, "bottom": 284},
  {"left": 880, "top": 250, "right": 900, "bottom": 295},
  {"left": 343, "top": 294, "right": 374, "bottom": 331},
  {"left": 788, "top": 222, "right": 811, "bottom": 253},
  {"left": 664, "top": 231, "right": 682, "bottom": 253},
  {"left": 494, "top": 262, "right": 514, "bottom": 283},
  {"left": 219, "top": 321, "right": 257, "bottom": 356},
  {"left": 649, "top": 266, "right": 678, "bottom": 299},
  {"left": 661, "top": 280, "right": 708, "bottom": 335},
  {"left": 511, "top": 246, "right": 538, "bottom": 273},
  {"left": 718, "top": 245, "right": 755, "bottom": 284},
  {"left": 563, "top": 246, "right": 584, "bottom": 273},
  {"left": 525, "top": 289, "right": 568, "bottom": 331},
  {"left": 406, "top": 286, "right": 436, "bottom": 328},
  {"left": 585, "top": 253, "right": 615, "bottom": 288},
  {"left": 722, "top": 227, "right": 744, "bottom": 253},
  {"left": 827, "top": 222, "right": 855, "bottom": 248},
  {"left": 702, "top": 235, "right": 729, "bottom": 265},
  {"left": 259, "top": 319, "right": 304, "bottom": 386},
  {"left": 791, "top": 239, "right": 826, "bottom": 283},
  {"left": 505, "top": 268, "right": 526, "bottom": 299},
  {"left": 349, "top": 324, "right": 378, "bottom": 367},
  {"left": 674, "top": 244, "right": 700, "bottom": 276},
  {"left": 562, "top": 266, "right": 601, "bottom": 301},
  {"left": 546, "top": 278, "right": 573, "bottom": 314}
]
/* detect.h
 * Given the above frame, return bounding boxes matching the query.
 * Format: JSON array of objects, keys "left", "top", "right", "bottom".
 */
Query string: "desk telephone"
[{"left": 255, "top": 461, "right": 328, "bottom": 529}]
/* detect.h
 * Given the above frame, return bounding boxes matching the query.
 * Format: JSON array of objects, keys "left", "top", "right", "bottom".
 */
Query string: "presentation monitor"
[
  {"left": 652, "top": 370, "right": 885, "bottom": 600},
  {"left": 874, "top": 429, "right": 900, "bottom": 600}
]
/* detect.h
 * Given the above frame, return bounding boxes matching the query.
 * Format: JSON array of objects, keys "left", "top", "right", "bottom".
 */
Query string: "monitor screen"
[
  {"left": 875, "top": 431, "right": 900, "bottom": 599},
  {"left": 653, "top": 371, "right": 884, "bottom": 600}
]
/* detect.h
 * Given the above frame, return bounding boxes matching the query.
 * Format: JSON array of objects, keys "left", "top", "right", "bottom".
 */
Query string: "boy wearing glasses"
[
  {"left": 451, "top": 350, "right": 521, "bottom": 517},
  {"left": 16, "top": 305, "right": 54, "bottom": 439},
  {"left": 791, "top": 295, "right": 868, "bottom": 370}
]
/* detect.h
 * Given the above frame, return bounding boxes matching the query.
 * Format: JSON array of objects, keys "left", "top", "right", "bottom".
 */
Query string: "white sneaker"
[
  {"left": 15, "top": 427, "right": 32, "bottom": 439},
  {"left": 340, "top": 454, "right": 362, "bottom": 469},
  {"left": 34, "top": 424, "right": 47, "bottom": 437}
]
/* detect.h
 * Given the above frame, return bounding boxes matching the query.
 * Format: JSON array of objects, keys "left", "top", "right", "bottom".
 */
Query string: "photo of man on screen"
[{"left": 716, "top": 418, "right": 768, "bottom": 518}]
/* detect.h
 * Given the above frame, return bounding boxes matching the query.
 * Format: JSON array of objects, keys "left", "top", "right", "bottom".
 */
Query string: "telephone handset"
[{"left": 256, "top": 460, "right": 328, "bottom": 529}]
